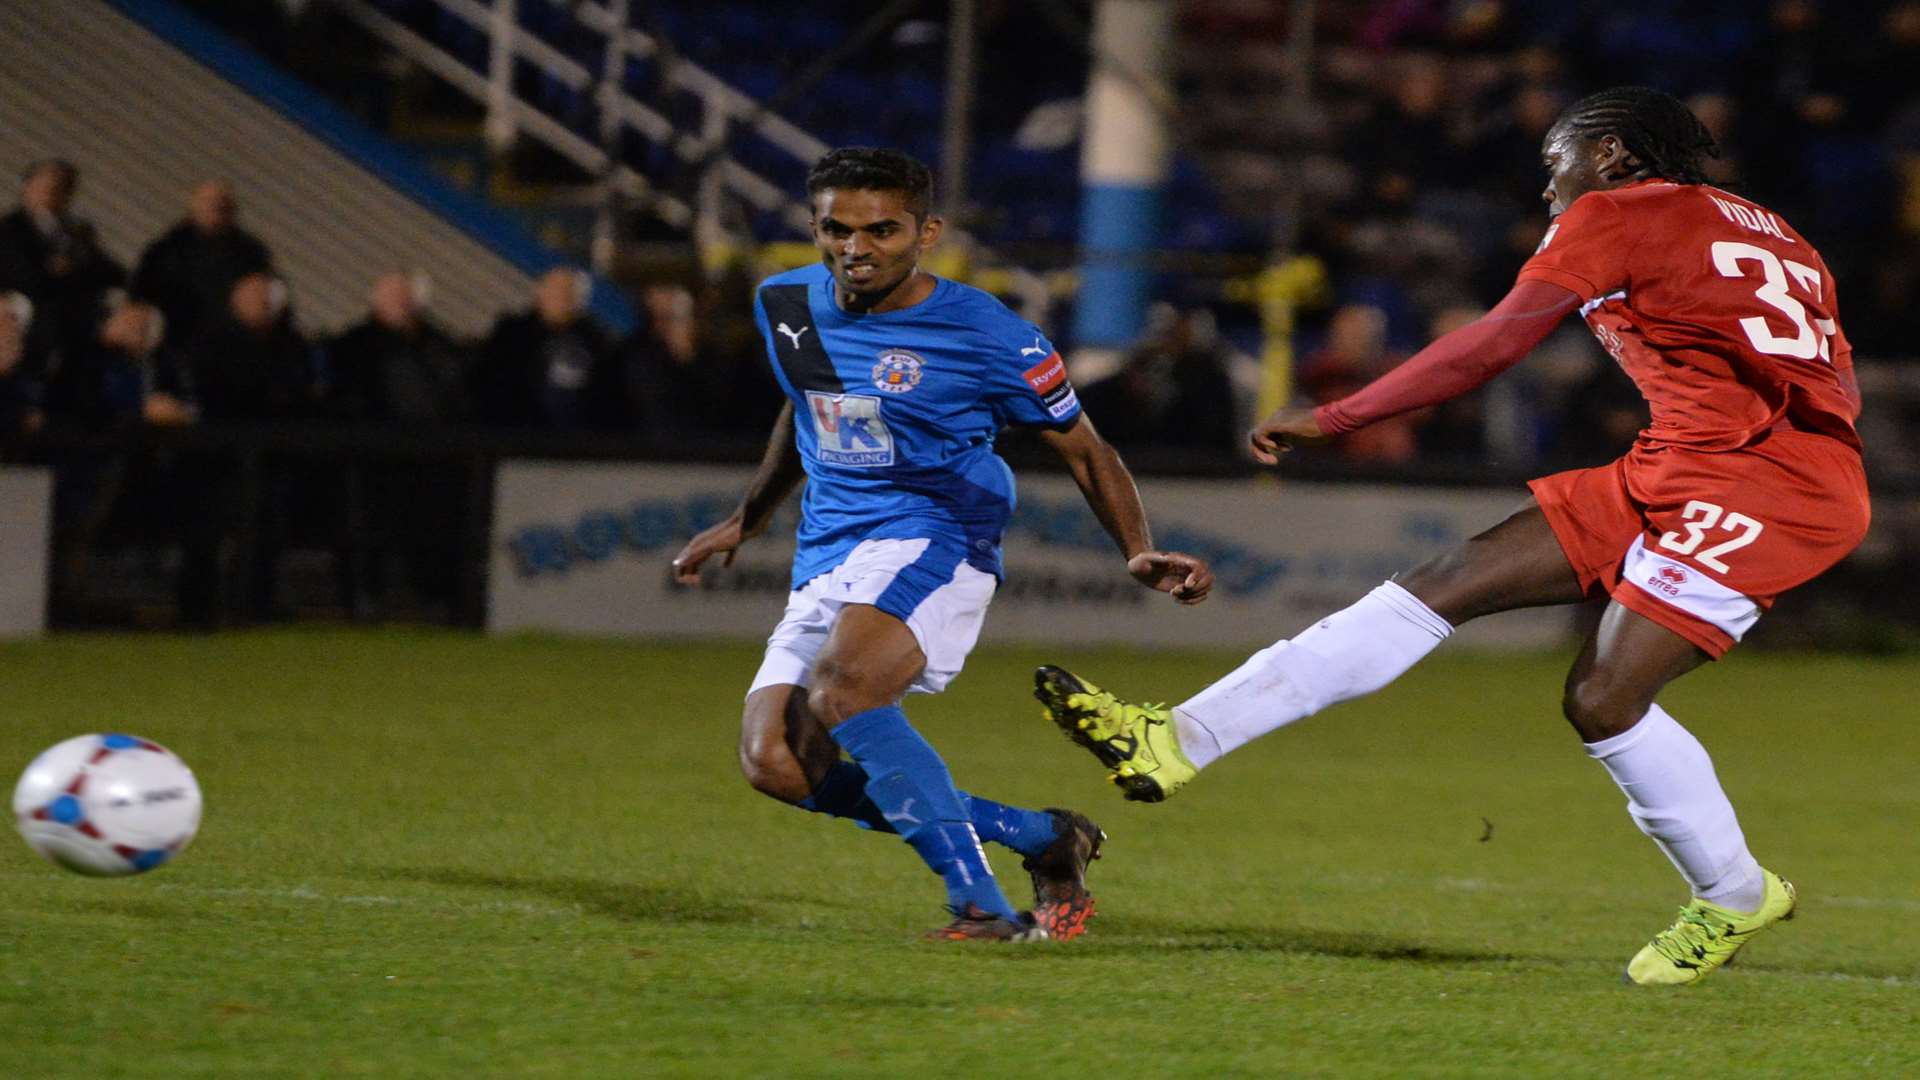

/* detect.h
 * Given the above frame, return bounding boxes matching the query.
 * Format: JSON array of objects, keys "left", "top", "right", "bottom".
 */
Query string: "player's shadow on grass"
[
  {"left": 1095, "top": 915, "right": 1525, "bottom": 967},
  {"left": 361, "top": 866, "right": 839, "bottom": 926}
]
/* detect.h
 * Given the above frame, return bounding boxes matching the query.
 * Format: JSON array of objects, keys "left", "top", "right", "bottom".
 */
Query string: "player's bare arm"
[
  {"left": 1250, "top": 278, "right": 1581, "bottom": 464},
  {"left": 1038, "top": 414, "right": 1213, "bottom": 605},
  {"left": 670, "top": 402, "right": 803, "bottom": 582}
]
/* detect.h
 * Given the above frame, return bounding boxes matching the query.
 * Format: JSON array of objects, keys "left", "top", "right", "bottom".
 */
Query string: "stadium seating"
[{"left": 0, "top": 0, "right": 567, "bottom": 338}]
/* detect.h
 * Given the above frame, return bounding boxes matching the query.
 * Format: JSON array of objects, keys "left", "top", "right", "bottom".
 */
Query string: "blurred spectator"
[
  {"left": 328, "top": 271, "right": 467, "bottom": 425},
  {"left": 0, "top": 292, "right": 45, "bottom": 436},
  {"left": 471, "top": 268, "right": 622, "bottom": 429},
  {"left": 132, "top": 179, "right": 273, "bottom": 346},
  {"left": 44, "top": 300, "right": 196, "bottom": 624},
  {"left": 1345, "top": 54, "right": 1467, "bottom": 213},
  {"left": 174, "top": 273, "right": 322, "bottom": 625},
  {"left": 623, "top": 282, "right": 722, "bottom": 441},
  {"left": 1298, "top": 304, "right": 1422, "bottom": 465},
  {"left": 1471, "top": 83, "right": 1571, "bottom": 210},
  {"left": 46, "top": 300, "right": 194, "bottom": 428},
  {"left": 621, "top": 279, "right": 782, "bottom": 443},
  {"left": 0, "top": 160, "right": 127, "bottom": 365},
  {"left": 187, "top": 273, "right": 316, "bottom": 421},
  {"left": 1078, "top": 305, "right": 1241, "bottom": 454},
  {"left": 328, "top": 271, "right": 469, "bottom": 619}
]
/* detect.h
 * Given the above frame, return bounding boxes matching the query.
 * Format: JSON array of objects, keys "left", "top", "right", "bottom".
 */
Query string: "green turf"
[{"left": 2, "top": 630, "right": 1916, "bottom": 1077}]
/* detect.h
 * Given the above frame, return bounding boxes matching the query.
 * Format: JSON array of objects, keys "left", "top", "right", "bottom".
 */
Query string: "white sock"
[
  {"left": 1172, "top": 581, "right": 1452, "bottom": 769},
  {"left": 1585, "top": 704, "right": 1766, "bottom": 912}
]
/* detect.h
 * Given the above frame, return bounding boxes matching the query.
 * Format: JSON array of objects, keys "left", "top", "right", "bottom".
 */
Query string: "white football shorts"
[{"left": 749, "top": 537, "right": 997, "bottom": 697}]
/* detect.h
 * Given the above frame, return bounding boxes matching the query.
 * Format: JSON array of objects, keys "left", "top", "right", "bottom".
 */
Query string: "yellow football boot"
[
  {"left": 1033, "top": 666, "right": 1196, "bottom": 802},
  {"left": 1626, "top": 869, "right": 1797, "bottom": 986}
]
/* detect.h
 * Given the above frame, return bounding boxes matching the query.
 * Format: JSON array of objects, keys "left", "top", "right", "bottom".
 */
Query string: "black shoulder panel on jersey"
[{"left": 759, "top": 284, "right": 842, "bottom": 392}]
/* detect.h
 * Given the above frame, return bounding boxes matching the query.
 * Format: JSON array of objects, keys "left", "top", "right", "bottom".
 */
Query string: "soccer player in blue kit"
[{"left": 671, "top": 148, "right": 1214, "bottom": 941}]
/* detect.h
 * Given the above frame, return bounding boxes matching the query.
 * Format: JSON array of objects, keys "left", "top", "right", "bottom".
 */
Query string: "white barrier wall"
[
  {"left": 490, "top": 461, "right": 1573, "bottom": 650},
  {"left": 0, "top": 467, "right": 52, "bottom": 638}
]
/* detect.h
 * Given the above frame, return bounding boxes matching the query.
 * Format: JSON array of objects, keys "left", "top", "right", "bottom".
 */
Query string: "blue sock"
[
  {"left": 800, "top": 761, "right": 1061, "bottom": 858},
  {"left": 828, "top": 705, "right": 1018, "bottom": 920},
  {"left": 964, "top": 795, "right": 1061, "bottom": 859},
  {"left": 798, "top": 761, "right": 894, "bottom": 832}
]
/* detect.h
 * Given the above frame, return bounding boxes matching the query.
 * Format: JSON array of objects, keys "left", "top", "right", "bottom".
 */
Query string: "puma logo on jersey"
[
  {"left": 1019, "top": 337, "right": 1047, "bottom": 357},
  {"left": 776, "top": 322, "right": 810, "bottom": 349}
]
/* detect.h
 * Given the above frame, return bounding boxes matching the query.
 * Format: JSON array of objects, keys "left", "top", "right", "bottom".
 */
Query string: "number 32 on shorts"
[{"left": 1656, "top": 500, "right": 1764, "bottom": 573}]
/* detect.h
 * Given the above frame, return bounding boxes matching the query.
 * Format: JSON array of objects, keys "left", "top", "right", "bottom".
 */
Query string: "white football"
[{"left": 12, "top": 734, "right": 202, "bottom": 876}]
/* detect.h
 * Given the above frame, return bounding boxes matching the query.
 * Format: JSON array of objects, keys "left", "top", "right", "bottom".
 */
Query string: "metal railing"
[{"left": 329, "top": 0, "right": 1047, "bottom": 305}]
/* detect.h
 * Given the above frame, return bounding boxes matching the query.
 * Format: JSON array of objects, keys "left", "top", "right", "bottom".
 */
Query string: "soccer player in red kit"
[{"left": 1032, "top": 87, "right": 1870, "bottom": 985}]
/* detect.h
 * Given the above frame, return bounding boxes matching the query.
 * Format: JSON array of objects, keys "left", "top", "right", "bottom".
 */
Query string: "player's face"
[
  {"left": 811, "top": 188, "right": 941, "bottom": 308},
  {"left": 1539, "top": 126, "right": 1627, "bottom": 218}
]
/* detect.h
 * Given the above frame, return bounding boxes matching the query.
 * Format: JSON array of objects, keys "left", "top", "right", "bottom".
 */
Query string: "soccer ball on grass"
[{"left": 12, "top": 734, "right": 202, "bottom": 876}]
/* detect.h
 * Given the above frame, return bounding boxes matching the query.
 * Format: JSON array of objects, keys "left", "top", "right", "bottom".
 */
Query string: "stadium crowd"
[
  {"left": 1175, "top": 0, "right": 1920, "bottom": 467},
  {"left": 0, "top": 163, "right": 784, "bottom": 441},
  {"left": 0, "top": 161, "right": 786, "bottom": 625},
  {"left": 8, "top": 0, "right": 1919, "bottom": 626},
  {"left": 151, "top": 0, "right": 1920, "bottom": 476}
]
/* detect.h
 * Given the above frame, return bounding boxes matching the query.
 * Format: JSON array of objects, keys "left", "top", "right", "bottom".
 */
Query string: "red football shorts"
[{"left": 1528, "top": 429, "right": 1870, "bottom": 658}]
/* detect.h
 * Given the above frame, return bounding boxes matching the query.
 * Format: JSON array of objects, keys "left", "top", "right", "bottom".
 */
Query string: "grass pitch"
[{"left": 2, "top": 630, "right": 1916, "bottom": 1077}]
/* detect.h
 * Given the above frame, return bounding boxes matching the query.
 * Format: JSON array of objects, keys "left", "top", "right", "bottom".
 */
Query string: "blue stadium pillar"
[{"left": 1072, "top": 0, "right": 1175, "bottom": 374}]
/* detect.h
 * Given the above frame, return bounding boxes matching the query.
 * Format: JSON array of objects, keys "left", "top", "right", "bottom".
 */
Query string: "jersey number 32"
[{"left": 1710, "top": 241, "right": 1837, "bottom": 364}]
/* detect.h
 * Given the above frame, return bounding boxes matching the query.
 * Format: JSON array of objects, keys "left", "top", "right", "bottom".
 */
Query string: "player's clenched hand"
[
  {"left": 1128, "top": 551, "right": 1214, "bottom": 606},
  {"left": 1249, "top": 407, "right": 1329, "bottom": 465},
  {"left": 670, "top": 515, "right": 748, "bottom": 584}
]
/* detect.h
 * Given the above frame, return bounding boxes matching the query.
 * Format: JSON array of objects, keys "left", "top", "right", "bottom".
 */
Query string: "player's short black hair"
[
  {"left": 1554, "top": 87, "right": 1719, "bottom": 185},
  {"left": 805, "top": 147, "right": 934, "bottom": 221}
]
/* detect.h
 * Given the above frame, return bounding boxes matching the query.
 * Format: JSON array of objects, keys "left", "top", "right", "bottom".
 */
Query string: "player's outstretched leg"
[
  {"left": 1033, "top": 581, "right": 1453, "bottom": 801},
  {"left": 1035, "top": 506, "right": 1584, "bottom": 800},
  {"left": 1034, "top": 666, "right": 1195, "bottom": 802}
]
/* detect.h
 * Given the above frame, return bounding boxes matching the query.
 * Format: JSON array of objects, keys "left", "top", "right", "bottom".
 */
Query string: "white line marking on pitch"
[
  {"left": 0, "top": 872, "right": 577, "bottom": 918},
  {"left": 1433, "top": 876, "right": 1920, "bottom": 912}
]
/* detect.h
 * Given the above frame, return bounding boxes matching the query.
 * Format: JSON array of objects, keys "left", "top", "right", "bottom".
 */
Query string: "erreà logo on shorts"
[
  {"left": 1021, "top": 351, "right": 1078, "bottom": 420},
  {"left": 1647, "top": 562, "right": 1688, "bottom": 597},
  {"left": 806, "top": 391, "right": 894, "bottom": 467}
]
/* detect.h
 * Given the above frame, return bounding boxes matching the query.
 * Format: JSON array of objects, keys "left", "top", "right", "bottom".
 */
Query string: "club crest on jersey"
[{"left": 871, "top": 349, "right": 925, "bottom": 395}]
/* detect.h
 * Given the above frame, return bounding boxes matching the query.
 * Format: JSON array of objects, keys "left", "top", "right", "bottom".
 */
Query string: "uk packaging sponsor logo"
[{"left": 806, "top": 391, "right": 894, "bottom": 466}]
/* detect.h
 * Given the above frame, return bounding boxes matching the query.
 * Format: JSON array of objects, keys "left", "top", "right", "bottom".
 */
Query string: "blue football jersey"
[{"left": 753, "top": 263, "right": 1081, "bottom": 588}]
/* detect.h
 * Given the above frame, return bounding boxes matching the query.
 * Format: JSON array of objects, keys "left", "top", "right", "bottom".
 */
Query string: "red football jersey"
[{"left": 1517, "top": 180, "right": 1861, "bottom": 453}]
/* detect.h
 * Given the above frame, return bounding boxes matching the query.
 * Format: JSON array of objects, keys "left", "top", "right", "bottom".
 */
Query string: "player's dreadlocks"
[
  {"left": 807, "top": 147, "right": 934, "bottom": 221},
  {"left": 1556, "top": 87, "right": 1720, "bottom": 185}
]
